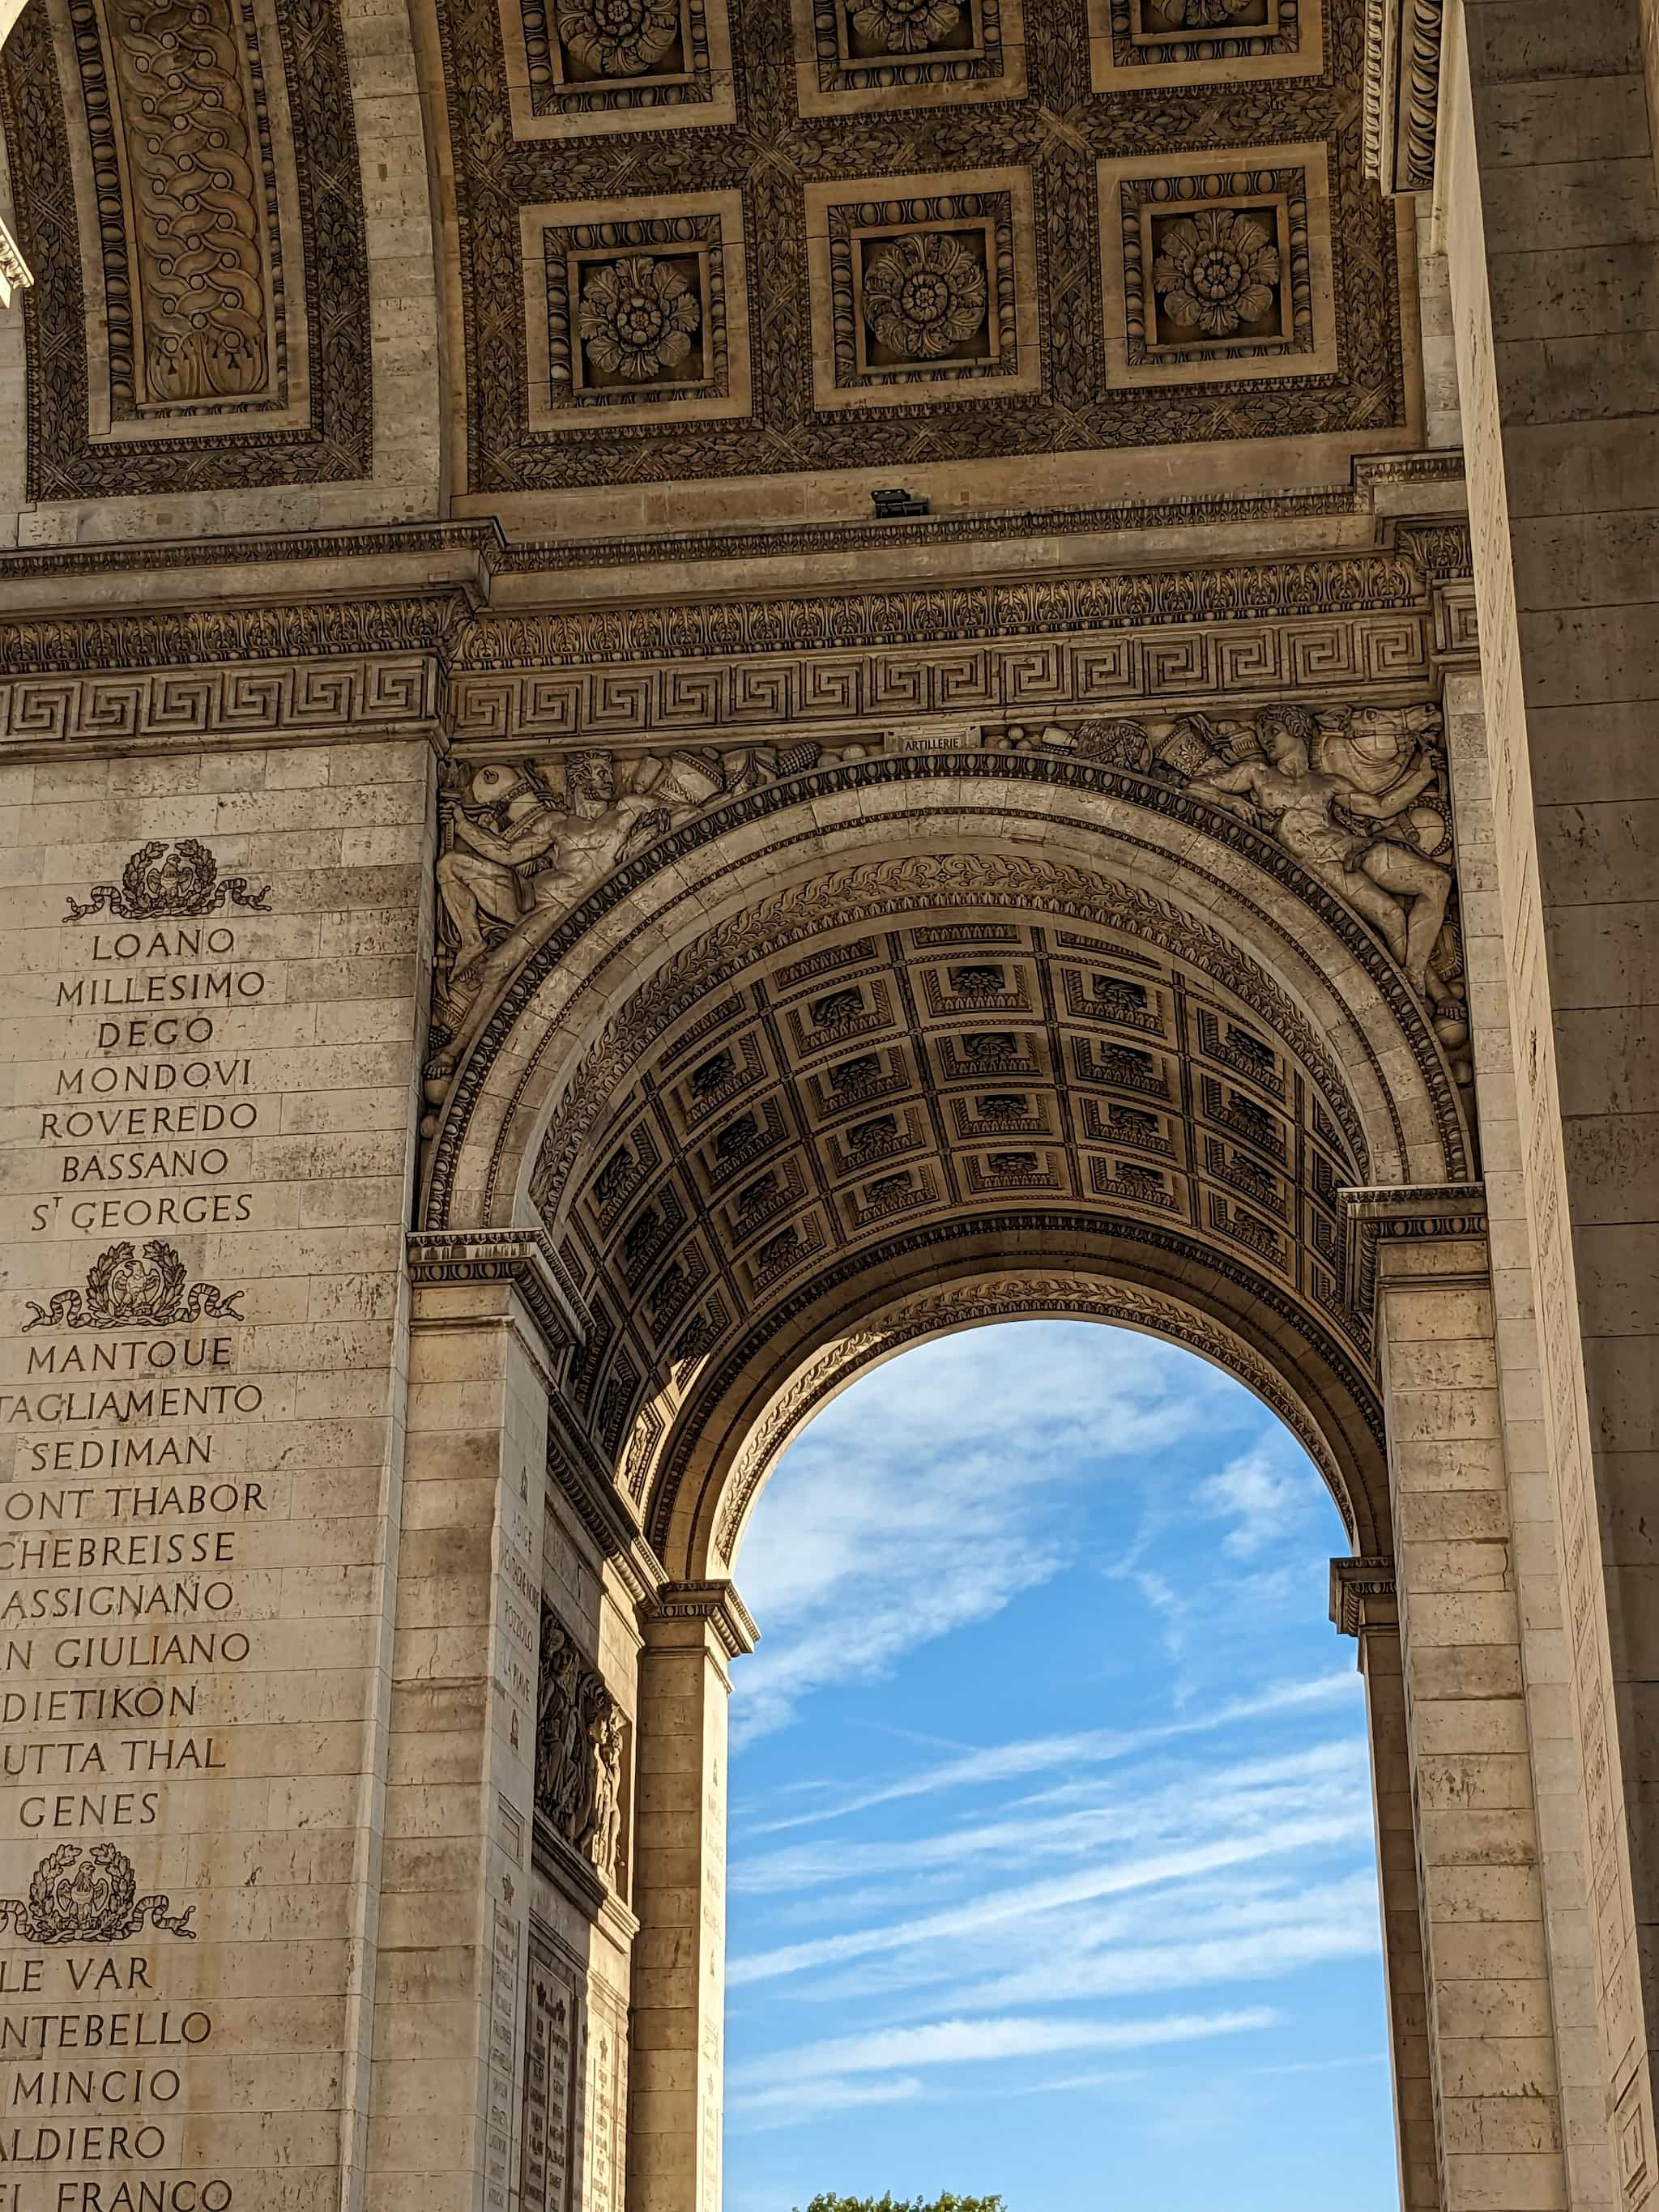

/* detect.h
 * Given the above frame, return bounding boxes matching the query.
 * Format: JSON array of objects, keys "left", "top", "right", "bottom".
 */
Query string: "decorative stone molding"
[
  {"left": 1362, "top": 0, "right": 1444, "bottom": 194},
  {"left": 0, "top": 545, "right": 1462, "bottom": 757},
  {"left": 0, "top": 462, "right": 1466, "bottom": 586},
  {"left": 1339, "top": 1180, "right": 1489, "bottom": 1317},
  {"left": 641, "top": 1579, "right": 758, "bottom": 1659},
  {"left": 0, "top": 0, "right": 371, "bottom": 496},
  {"left": 1328, "top": 1552, "right": 1397, "bottom": 1638},
  {"left": 405, "top": 1230, "right": 589, "bottom": 1353}
]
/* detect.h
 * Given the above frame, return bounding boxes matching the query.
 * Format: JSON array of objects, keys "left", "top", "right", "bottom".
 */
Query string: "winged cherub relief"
[
  {"left": 994, "top": 701, "right": 1467, "bottom": 1072},
  {"left": 1187, "top": 705, "right": 1454, "bottom": 1004},
  {"left": 425, "top": 742, "right": 838, "bottom": 1102}
]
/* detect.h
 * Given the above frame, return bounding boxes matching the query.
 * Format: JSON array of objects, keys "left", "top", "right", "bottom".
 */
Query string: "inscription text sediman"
[{"left": 0, "top": 850, "right": 298, "bottom": 2212}]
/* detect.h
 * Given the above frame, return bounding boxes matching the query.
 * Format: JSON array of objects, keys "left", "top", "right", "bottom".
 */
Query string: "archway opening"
[{"left": 723, "top": 1319, "right": 1395, "bottom": 2212}]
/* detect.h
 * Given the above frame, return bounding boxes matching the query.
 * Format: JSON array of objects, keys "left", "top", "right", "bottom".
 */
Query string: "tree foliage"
[{"left": 792, "top": 2196, "right": 1006, "bottom": 2212}]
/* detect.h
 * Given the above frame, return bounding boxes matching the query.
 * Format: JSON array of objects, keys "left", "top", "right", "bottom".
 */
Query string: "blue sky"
[{"left": 722, "top": 1319, "right": 1397, "bottom": 2212}]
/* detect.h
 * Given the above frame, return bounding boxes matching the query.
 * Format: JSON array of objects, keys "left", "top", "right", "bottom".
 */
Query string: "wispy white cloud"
[
  {"left": 737, "top": 1672, "right": 1360, "bottom": 1839},
  {"left": 729, "top": 2005, "right": 1281, "bottom": 2090},
  {"left": 1198, "top": 1442, "right": 1309, "bottom": 1558},
  {"left": 727, "top": 2076, "right": 927, "bottom": 2131},
  {"left": 730, "top": 1813, "right": 1368, "bottom": 1986},
  {"left": 731, "top": 1324, "right": 1259, "bottom": 1743},
  {"left": 734, "top": 1737, "right": 1367, "bottom": 1897}
]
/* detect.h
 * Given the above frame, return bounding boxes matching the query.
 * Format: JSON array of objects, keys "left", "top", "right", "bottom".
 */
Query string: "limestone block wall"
[
  {"left": 0, "top": 738, "right": 432, "bottom": 2212},
  {"left": 1440, "top": 0, "right": 1659, "bottom": 2187}
]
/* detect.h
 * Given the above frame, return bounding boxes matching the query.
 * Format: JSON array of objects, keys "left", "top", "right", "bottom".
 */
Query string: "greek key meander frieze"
[
  {"left": 446, "top": 0, "right": 1404, "bottom": 488},
  {"left": 0, "top": 0, "right": 371, "bottom": 495},
  {"left": 0, "top": 545, "right": 1466, "bottom": 757}
]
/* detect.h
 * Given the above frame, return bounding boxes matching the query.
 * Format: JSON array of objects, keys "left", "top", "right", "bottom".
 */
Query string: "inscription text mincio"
[{"left": 1, "top": 911, "right": 279, "bottom": 2212}]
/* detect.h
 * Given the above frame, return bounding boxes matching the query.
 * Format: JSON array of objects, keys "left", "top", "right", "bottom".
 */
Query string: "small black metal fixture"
[{"left": 871, "top": 486, "right": 929, "bottom": 518}]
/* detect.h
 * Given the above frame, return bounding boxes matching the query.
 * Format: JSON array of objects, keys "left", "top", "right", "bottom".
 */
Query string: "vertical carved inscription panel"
[{"left": 522, "top": 1923, "right": 583, "bottom": 2212}]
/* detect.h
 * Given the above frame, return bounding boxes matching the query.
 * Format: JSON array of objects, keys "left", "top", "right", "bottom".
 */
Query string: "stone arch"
[
  {"left": 412, "top": 729, "right": 1502, "bottom": 2212},
  {"left": 666, "top": 1262, "right": 1373, "bottom": 1579},
  {"left": 420, "top": 744, "right": 1472, "bottom": 1237}
]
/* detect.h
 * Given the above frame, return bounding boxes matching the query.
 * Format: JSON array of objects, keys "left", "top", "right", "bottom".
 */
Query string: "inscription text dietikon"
[{"left": 0, "top": 843, "right": 291, "bottom": 2212}]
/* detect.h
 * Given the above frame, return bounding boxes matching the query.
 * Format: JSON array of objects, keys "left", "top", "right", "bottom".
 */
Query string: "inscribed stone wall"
[{"left": 0, "top": 740, "right": 432, "bottom": 2212}]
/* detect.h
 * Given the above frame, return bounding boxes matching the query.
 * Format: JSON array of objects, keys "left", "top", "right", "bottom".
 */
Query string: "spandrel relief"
[
  {"left": 426, "top": 741, "right": 853, "bottom": 1101},
  {"left": 424, "top": 705, "right": 1468, "bottom": 1140},
  {"left": 991, "top": 701, "right": 1468, "bottom": 1078}
]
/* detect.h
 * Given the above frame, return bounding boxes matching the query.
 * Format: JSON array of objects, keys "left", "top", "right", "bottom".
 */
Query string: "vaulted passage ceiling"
[
  {"left": 527, "top": 899, "right": 1388, "bottom": 1554},
  {"left": 0, "top": 0, "right": 1417, "bottom": 514}
]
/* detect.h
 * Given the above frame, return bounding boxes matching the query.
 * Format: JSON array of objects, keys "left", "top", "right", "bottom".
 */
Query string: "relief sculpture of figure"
[
  {"left": 1188, "top": 704, "right": 1455, "bottom": 1006},
  {"left": 429, "top": 750, "right": 719, "bottom": 1086},
  {"left": 535, "top": 1609, "right": 628, "bottom": 1891},
  {"left": 423, "top": 740, "right": 842, "bottom": 1123},
  {"left": 582, "top": 1704, "right": 627, "bottom": 1888}
]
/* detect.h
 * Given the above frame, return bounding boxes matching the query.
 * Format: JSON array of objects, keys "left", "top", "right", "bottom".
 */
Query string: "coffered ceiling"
[{"left": 0, "top": 0, "right": 1422, "bottom": 525}]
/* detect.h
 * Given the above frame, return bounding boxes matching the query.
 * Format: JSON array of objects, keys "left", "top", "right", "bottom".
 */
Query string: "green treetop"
[{"left": 791, "top": 2195, "right": 1006, "bottom": 2212}]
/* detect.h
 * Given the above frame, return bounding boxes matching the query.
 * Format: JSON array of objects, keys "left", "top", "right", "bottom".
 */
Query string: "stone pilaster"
[
  {"left": 1333, "top": 1558, "right": 1441, "bottom": 2212},
  {"left": 1351, "top": 1184, "right": 1568, "bottom": 2212},
  {"left": 369, "top": 1234, "right": 573, "bottom": 2212},
  {"left": 1439, "top": 0, "right": 1659, "bottom": 2184},
  {"left": 626, "top": 1582, "right": 756, "bottom": 2212}
]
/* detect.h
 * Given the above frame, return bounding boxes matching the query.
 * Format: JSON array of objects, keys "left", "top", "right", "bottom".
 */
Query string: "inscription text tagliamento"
[{"left": 0, "top": 842, "right": 284, "bottom": 2212}]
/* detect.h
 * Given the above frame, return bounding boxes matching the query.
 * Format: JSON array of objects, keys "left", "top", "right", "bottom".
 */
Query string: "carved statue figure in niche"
[
  {"left": 1188, "top": 704, "right": 1452, "bottom": 1005},
  {"left": 584, "top": 1705, "right": 627, "bottom": 1884},
  {"left": 535, "top": 1608, "right": 629, "bottom": 1892}
]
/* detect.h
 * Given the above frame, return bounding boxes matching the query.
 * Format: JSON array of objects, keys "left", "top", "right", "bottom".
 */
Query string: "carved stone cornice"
[
  {"left": 405, "top": 1229, "right": 588, "bottom": 1356},
  {"left": 455, "top": 553, "right": 1427, "bottom": 674},
  {"left": 0, "top": 528, "right": 1477, "bottom": 757},
  {"left": 1340, "top": 1181, "right": 1489, "bottom": 1313},
  {"left": 1341, "top": 1182, "right": 1486, "bottom": 1239},
  {"left": 641, "top": 1580, "right": 759, "bottom": 1660},
  {"left": 544, "top": 1418, "right": 668, "bottom": 1613},
  {"left": 1329, "top": 1554, "right": 1398, "bottom": 1638},
  {"left": 0, "top": 461, "right": 1465, "bottom": 594},
  {"left": 0, "top": 593, "right": 470, "bottom": 677},
  {"left": 1363, "top": 0, "right": 1444, "bottom": 194}
]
